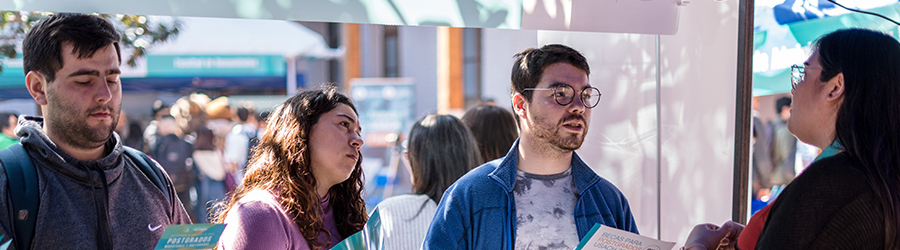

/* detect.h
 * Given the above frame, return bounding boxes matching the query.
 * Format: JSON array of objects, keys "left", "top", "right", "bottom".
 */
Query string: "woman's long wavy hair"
[
  {"left": 214, "top": 86, "right": 367, "bottom": 250},
  {"left": 815, "top": 28, "right": 900, "bottom": 248}
]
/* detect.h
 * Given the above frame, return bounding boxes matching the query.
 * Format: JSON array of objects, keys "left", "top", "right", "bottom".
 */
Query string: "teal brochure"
[
  {"left": 331, "top": 207, "right": 384, "bottom": 250},
  {"left": 0, "top": 235, "right": 10, "bottom": 250},
  {"left": 154, "top": 223, "right": 226, "bottom": 250}
]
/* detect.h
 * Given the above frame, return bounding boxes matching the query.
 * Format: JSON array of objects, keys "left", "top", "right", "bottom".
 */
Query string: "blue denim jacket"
[{"left": 423, "top": 140, "right": 639, "bottom": 250}]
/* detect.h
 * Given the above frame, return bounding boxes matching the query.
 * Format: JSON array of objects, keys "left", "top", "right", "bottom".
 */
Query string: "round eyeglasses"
[
  {"left": 790, "top": 64, "right": 822, "bottom": 89},
  {"left": 523, "top": 84, "right": 601, "bottom": 108}
]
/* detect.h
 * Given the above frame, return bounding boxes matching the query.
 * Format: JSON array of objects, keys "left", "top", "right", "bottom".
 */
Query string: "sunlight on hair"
[{"left": 418, "top": 115, "right": 438, "bottom": 127}]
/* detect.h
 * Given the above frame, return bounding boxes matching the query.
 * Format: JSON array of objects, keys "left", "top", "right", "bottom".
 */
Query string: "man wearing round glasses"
[{"left": 425, "top": 44, "right": 638, "bottom": 250}]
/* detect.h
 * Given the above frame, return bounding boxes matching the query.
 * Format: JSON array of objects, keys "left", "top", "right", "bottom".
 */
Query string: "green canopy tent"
[
  {"left": 0, "top": 15, "right": 341, "bottom": 99},
  {"left": 752, "top": 2, "right": 900, "bottom": 96}
]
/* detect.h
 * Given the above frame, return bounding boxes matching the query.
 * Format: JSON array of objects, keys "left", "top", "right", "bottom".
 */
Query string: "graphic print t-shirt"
[{"left": 513, "top": 168, "right": 579, "bottom": 250}]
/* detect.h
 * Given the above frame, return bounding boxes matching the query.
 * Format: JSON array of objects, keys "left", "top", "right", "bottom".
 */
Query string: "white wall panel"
[
  {"left": 480, "top": 28, "right": 537, "bottom": 107},
  {"left": 657, "top": 1, "right": 739, "bottom": 245},
  {"left": 398, "top": 26, "right": 439, "bottom": 119}
]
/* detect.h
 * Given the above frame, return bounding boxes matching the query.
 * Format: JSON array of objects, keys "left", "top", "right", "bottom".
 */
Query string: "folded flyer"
[
  {"left": 331, "top": 207, "right": 383, "bottom": 250},
  {"left": 575, "top": 224, "right": 675, "bottom": 250},
  {"left": 155, "top": 223, "right": 226, "bottom": 250}
]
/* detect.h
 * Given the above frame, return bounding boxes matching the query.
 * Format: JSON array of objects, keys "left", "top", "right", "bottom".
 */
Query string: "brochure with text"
[
  {"left": 575, "top": 224, "right": 675, "bottom": 250},
  {"left": 155, "top": 223, "right": 226, "bottom": 250}
]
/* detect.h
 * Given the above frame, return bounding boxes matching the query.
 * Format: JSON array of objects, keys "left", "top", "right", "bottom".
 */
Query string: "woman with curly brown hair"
[{"left": 216, "top": 86, "right": 367, "bottom": 250}]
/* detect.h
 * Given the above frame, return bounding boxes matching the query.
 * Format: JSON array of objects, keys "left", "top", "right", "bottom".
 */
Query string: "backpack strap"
[
  {"left": 0, "top": 143, "right": 38, "bottom": 250},
  {"left": 245, "top": 130, "right": 259, "bottom": 166},
  {"left": 122, "top": 147, "right": 171, "bottom": 202}
]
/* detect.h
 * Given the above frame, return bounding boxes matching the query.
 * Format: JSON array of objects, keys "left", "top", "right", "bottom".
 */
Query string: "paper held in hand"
[
  {"left": 154, "top": 223, "right": 225, "bottom": 250},
  {"left": 574, "top": 224, "right": 676, "bottom": 250}
]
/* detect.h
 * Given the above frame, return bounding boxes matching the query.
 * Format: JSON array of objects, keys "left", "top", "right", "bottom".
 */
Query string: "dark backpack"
[
  {"left": 0, "top": 143, "right": 171, "bottom": 250},
  {"left": 153, "top": 134, "right": 195, "bottom": 193},
  {"left": 245, "top": 130, "right": 259, "bottom": 167}
]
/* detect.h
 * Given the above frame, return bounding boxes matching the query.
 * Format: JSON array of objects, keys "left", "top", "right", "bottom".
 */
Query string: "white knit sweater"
[{"left": 375, "top": 194, "right": 438, "bottom": 250}]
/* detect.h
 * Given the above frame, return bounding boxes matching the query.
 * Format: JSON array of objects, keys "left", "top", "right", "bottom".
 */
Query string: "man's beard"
[
  {"left": 529, "top": 113, "right": 587, "bottom": 152},
  {"left": 46, "top": 91, "right": 119, "bottom": 150}
]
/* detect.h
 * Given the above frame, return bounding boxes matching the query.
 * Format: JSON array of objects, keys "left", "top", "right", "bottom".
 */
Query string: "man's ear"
[
  {"left": 512, "top": 93, "right": 528, "bottom": 121},
  {"left": 25, "top": 71, "right": 49, "bottom": 105},
  {"left": 825, "top": 72, "right": 844, "bottom": 102}
]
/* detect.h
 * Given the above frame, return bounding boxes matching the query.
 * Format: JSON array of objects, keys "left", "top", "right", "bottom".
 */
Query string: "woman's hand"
[
  {"left": 684, "top": 221, "right": 743, "bottom": 250},
  {"left": 716, "top": 221, "right": 744, "bottom": 250}
]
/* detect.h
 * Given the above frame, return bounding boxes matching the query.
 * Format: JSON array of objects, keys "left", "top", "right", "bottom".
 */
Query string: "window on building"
[
  {"left": 384, "top": 25, "right": 399, "bottom": 78},
  {"left": 462, "top": 28, "right": 482, "bottom": 109}
]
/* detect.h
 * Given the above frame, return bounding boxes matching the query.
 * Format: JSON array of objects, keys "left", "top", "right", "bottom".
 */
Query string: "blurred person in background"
[
  {"left": 686, "top": 28, "right": 900, "bottom": 249},
  {"left": 768, "top": 96, "right": 797, "bottom": 189},
  {"left": 224, "top": 106, "right": 258, "bottom": 184},
  {"left": 143, "top": 100, "right": 170, "bottom": 153},
  {"left": 461, "top": 105, "right": 518, "bottom": 164},
  {"left": 154, "top": 115, "right": 197, "bottom": 222},
  {"left": 205, "top": 96, "right": 236, "bottom": 192},
  {"left": 215, "top": 87, "right": 367, "bottom": 249},
  {"left": 193, "top": 126, "right": 227, "bottom": 223},
  {"left": 205, "top": 96, "right": 232, "bottom": 126},
  {"left": 257, "top": 110, "right": 271, "bottom": 139},
  {"left": 114, "top": 110, "right": 144, "bottom": 151},
  {"left": 0, "top": 112, "right": 18, "bottom": 149},
  {"left": 170, "top": 95, "right": 207, "bottom": 141},
  {"left": 123, "top": 122, "right": 146, "bottom": 152},
  {"left": 750, "top": 96, "right": 775, "bottom": 206},
  {"left": 375, "top": 114, "right": 481, "bottom": 250}
]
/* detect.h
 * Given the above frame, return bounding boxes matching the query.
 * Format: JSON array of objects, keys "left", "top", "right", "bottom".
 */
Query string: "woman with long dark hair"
[
  {"left": 374, "top": 114, "right": 481, "bottom": 250},
  {"left": 461, "top": 105, "right": 518, "bottom": 164},
  {"left": 216, "top": 86, "right": 367, "bottom": 250},
  {"left": 685, "top": 28, "right": 900, "bottom": 249}
]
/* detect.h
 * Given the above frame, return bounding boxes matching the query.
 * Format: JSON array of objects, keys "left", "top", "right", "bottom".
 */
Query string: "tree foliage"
[{"left": 0, "top": 11, "right": 181, "bottom": 72}]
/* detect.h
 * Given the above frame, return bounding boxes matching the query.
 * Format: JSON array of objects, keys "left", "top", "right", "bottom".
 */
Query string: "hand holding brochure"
[
  {"left": 154, "top": 223, "right": 226, "bottom": 250},
  {"left": 575, "top": 224, "right": 675, "bottom": 250}
]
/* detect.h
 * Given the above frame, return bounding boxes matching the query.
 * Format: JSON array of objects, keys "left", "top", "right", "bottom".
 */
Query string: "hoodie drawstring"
[{"left": 91, "top": 165, "right": 114, "bottom": 250}]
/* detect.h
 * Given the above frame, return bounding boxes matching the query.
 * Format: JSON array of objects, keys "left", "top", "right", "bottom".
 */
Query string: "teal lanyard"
[{"left": 815, "top": 141, "right": 843, "bottom": 162}]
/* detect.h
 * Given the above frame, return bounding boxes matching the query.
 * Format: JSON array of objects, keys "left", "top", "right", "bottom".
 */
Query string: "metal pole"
[
  {"left": 733, "top": 0, "right": 755, "bottom": 224},
  {"left": 655, "top": 34, "right": 662, "bottom": 240}
]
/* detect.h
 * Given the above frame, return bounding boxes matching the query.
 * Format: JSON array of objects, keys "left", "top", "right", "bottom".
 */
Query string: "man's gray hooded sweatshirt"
[{"left": 0, "top": 116, "right": 191, "bottom": 249}]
